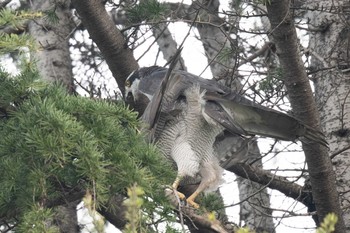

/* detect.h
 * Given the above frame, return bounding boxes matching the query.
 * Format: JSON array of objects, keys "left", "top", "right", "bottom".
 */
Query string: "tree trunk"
[
  {"left": 27, "top": 1, "right": 79, "bottom": 232},
  {"left": 71, "top": 0, "right": 139, "bottom": 96},
  {"left": 27, "top": 0, "right": 75, "bottom": 92},
  {"left": 53, "top": 201, "right": 80, "bottom": 233},
  {"left": 194, "top": 1, "right": 275, "bottom": 231},
  {"left": 265, "top": 0, "right": 345, "bottom": 231},
  {"left": 151, "top": 23, "right": 187, "bottom": 71},
  {"left": 307, "top": 0, "right": 350, "bottom": 230}
]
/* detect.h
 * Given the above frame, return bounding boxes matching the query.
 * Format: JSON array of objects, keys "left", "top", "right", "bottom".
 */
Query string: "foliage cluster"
[
  {"left": 0, "top": 7, "right": 178, "bottom": 232},
  {"left": 126, "top": 0, "right": 168, "bottom": 24},
  {"left": 316, "top": 213, "right": 338, "bottom": 233},
  {"left": 0, "top": 8, "right": 42, "bottom": 29},
  {"left": 258, "top": 67, "right": 285, "bottom": 98},
  {"left": 123, "top": 184, "right": 145, "bottom": 233},
  {"left": 0, "top": 65, "right": 175, "bottom": 231}
]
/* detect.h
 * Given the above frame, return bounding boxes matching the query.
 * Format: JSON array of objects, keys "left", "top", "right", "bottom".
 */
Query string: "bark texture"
[
  {"left": 71, "top": 0, "right": 139, "bottom": 96},
  {"left": 28, "top": 0, "right": 75, "bottom": 92},
  {"left": 151, "top": 24, "right": 187, "bottom": 71},
  {"left": 307, "top": 0, "right": 350, "bottom": 230},
  {"left": 53, "top": 201, "right": 80, "bottom": 233},
  {"left": 266, "top": 0, "right": 345, "bottom": 231},
  {"left": 194, "top": 0, "right": 237, "bottom": 83},
  {"left": 97, "top": 194, "right": 127, "bottom": 229}
]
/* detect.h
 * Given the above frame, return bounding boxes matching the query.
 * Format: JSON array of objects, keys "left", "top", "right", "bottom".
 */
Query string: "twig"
[
  {"left": 238, "top": 42, "right": 274, "bottom": 67},
  {"left": 224, "top": 167, "right": 278, "bottom": 208},
  {"left": 330, "top": 144, "right": 350, "bottom": 159}
]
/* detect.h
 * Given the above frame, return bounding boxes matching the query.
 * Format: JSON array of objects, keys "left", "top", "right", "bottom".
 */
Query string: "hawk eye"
[{"left": 125, "top": 80, "right": 131, "bottom": 87}]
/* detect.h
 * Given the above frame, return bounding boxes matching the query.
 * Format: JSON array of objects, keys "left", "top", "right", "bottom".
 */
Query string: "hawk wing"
[
  {"left": 203, "top": 91, "right": 328, "bottom": 147},
  {"left": 141, "top": 67, "right": 327, "bottom": 147},
  {"left": 141, "top": 48, "right": 185, "bottom": 140}
]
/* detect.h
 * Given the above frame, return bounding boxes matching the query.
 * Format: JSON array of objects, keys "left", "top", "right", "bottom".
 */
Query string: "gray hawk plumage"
[{"left": 124, "top": 66, "right": 327, "bottom": 208}]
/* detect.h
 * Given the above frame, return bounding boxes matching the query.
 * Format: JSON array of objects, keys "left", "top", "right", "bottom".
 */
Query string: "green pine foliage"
[
  {"left": 217, "top": 47, "right": 237, "bottom": 64},
  {"left": 316, "top": 213, "right": 338, "bottom": 233},
  {"left": 0, "top": 66, "right": 175, "bottom": 231},
  {"left": 0, "top": 8, "right": 38, "bottom": 57},
  {"left": 123, "top": 184, "right": 145, "bottom": 233},
  {"left": 0, "top": 33, "right": 37, "bottom": 54},
  {"left": 43, "top": 7, "right": 60, "bottom": 25},
  {"left": 17, "top": 204, "right": 59, "bottom": 233},
  {"left": 126, "top": 0, "right": 168, "bottom": 23},
  {"left": 0, "top": 9, "right": 176, "bottom": 231},
  {"left": 258, "top": 67, "right": 285, "bottom": 96},
  {"left": 199, "top": 192, "right": 225, "bottom": 212},
  {"left": 0, "top": 8, "right": 42, "bottom": 30},
  {"left": 235, "top": 227, "right": 255, "bottom": 233}
]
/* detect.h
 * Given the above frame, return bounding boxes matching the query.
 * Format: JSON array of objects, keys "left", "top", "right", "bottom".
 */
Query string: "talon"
[
  {"left": 186, "top": 190, "right": 201, "bottom": 208},
  {"left": 186, "top": 198, "right": 200, "bottom": 209},
  {"left": 175, "top": 191, "right": 186, "bottom": 200},
  {"left": 171, "top": 175, "right": 186, "bottom": 200}
]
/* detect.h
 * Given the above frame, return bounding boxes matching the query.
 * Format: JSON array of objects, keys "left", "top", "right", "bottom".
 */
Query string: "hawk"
[{"left": 124, "top": 66, "right": 327, "bottom": 208}]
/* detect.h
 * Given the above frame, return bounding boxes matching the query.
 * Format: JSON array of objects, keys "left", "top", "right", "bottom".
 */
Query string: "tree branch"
[
  {"left": 71, "top": 0, "right": 139, "bottom": 96},
  {"left": 265, "top": 0, "right": 345, "bottom": 231},
  {"left": 165, "top": 189, "right": 232, "bottom": 233},
  {"left": 97, "top": 194, "right": 128, "bottom": 230},
  {"left": 226, "top": 164, "right": 314, "bottom": 210}
]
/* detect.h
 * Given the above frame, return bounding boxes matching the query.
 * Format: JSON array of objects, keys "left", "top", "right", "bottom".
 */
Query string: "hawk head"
[
  {"left": 124, "top": 66, "right": 167, "bottom": 102},
  {"left": 124, "top": 66, "right": 167, "bottom": 115}
]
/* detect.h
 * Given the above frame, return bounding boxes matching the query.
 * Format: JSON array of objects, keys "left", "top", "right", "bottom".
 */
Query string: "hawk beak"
[{"left": 125, "top": 91, "right": 134, "bottom": 102}]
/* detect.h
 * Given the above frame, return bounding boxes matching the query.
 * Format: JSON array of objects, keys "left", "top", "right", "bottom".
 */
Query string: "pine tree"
[{"left": 0, "top": 9, "right": 175, "bottom": 232}]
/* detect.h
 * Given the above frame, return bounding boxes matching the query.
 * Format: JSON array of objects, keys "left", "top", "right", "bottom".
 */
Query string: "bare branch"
[{"left": 226, "top": 164, "right": 314, "bottom": 209}]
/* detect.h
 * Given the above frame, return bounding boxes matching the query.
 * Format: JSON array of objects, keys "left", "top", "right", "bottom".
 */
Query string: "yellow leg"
[
  {"left": 172, "top": 176, "right": 186, "bottom": 200},
  {"left": 172, "top": 176, "right": 181, "bottom": 190},
  {"left": 186, "top": 190, "right": 201, "bottom": 209}
]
